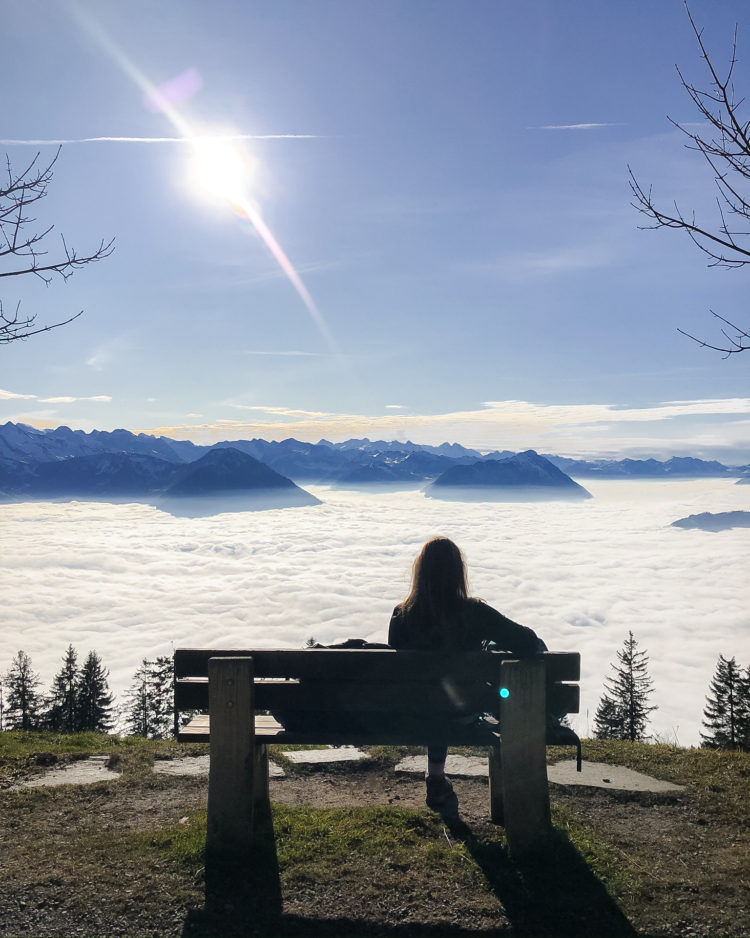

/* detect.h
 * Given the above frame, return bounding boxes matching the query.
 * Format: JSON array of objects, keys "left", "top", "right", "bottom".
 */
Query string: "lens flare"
[
  {"left": 69, "top": 3, "right": 336, "bottom": 353},
  {"left": 499, "top": 687, "right": 510, "bottom": 699}
]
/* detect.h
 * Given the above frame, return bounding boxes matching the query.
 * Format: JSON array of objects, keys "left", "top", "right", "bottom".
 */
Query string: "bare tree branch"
[
  {"left": 629, "top": 2, "right": 750, "bottom": 354},
  {"left": 0, "top": 146, "right": 114, "bottom": 344},
  {"left": 678, "top": 310, "right": 750, "bottom": 358}
]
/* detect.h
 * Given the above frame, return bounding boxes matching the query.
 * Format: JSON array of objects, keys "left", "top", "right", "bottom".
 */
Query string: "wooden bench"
[{"left": 174, "top": 648, "right": 580, "bottom": 864}]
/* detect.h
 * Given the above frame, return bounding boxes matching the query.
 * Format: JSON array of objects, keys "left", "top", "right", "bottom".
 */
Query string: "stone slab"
[
  {"left": 283, "top": 746, "right": 367, "bottom": 764},
  {"left": 153, "top": 755, "right": 285, "bottom": 777},
  {"left": 10, "top": 755, "right": 120, "bottom": 789},
  {"left": 394, "top": 755, "right": 685, "bottom": 793},
  {"left": 395, "top": 754, "right": 487, "bottom": 777},
  {"left": 548, "top": 760, "right": 684, "bottom": 792}
]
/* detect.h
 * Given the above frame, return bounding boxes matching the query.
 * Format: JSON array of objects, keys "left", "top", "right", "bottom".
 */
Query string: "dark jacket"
[{"left": 388, "top": 597, "right": 543, "bottom": 656}]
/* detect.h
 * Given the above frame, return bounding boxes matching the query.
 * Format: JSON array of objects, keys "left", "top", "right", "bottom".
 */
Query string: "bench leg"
[
  {"left": 488, "top": 744, "right": 504, "bottom": 824},
  {"left": 206, "top": 657, "right": 255, "bottom": 866},
  {"left": 499, "top": 657, "right": 550, "bottom": 857},
  {"left": 253, "top": 743, "right": 270, "bottom": 808}
]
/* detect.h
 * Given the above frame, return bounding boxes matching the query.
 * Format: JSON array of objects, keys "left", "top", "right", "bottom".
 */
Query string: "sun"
[{"left": 188, "top": 136, "right": 253, "bottom": 206}]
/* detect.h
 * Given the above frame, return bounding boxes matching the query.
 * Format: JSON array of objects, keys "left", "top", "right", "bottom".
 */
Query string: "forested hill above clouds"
[{"left": 0, "top": 422, "right": 747, "bottom": 490}]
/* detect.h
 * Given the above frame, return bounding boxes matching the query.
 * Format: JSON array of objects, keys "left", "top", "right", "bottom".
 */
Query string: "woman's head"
[{"left": 404, "top": 536, "right": 469, "bottom": 615}]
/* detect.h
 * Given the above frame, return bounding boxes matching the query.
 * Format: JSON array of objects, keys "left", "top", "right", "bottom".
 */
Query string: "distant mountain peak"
[{"left": 427, "top": 451, "right": 591, "bottom": 501}]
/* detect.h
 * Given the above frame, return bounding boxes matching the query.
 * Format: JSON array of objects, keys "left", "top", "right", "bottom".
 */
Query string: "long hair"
[{"left": 401, "top": 537, "right": 469, "bottom": 642}]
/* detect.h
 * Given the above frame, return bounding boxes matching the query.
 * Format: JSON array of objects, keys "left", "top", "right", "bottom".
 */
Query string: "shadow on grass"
[
  {"left": 183, "top": 806, "right": 636, "bottom": 938},
  {"left": 182, "top": 800, "right": 282, "bottom": 938},
  {"left": 445, "top": 815, "right": 637, "bottom": 938}
]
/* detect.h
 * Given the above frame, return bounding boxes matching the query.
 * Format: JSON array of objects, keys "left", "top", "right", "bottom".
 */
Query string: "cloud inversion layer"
[{"left": 1, "top": 479, "right": 747, "bottom": 745}]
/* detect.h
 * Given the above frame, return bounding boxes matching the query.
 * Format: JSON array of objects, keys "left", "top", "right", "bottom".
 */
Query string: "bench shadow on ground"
[
  {"left": 444, "top": 814, "right": 637, "bottom": 938},
  {"left": 182, "top": 805, "right": 636, "bottom": 938}
]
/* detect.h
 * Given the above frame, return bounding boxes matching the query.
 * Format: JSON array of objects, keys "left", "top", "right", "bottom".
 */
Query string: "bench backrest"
[{"left": 174, "top": 649, "right": 580, "bottom": 721}]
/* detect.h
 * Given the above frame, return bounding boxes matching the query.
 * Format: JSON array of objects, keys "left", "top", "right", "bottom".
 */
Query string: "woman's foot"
[{"left": 425, "top": 774, "right": 459, "bottom": 816}]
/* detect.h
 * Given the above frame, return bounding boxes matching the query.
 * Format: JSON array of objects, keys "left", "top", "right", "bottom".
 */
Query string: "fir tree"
[
  {"left": 123, "top": 656, "right": 174, "bottom": 739},
  {"left": 593, "top": 693, "right": 625, "bottom": 740},
  {"left": 593, "top": 631, "right": 657, "bottom": 742},
  {"left": 75, "top": 650, "right": 114, "bottom": 733},
  {"left": 701, "top": 655, "right": 750, "bottom": 751},
  {"left": 45, "top": 644, "right": 79, "bottom": 732},
  {"left": 3, "top": 650, "right": 43, "bottom": 730}
]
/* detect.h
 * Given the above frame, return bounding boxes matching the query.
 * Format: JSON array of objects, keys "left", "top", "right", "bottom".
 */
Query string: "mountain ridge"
[{"left": 1, "top": 422, "right": 747, "bottom": 488}]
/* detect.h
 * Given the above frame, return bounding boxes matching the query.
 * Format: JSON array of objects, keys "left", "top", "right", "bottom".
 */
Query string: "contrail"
[
  {"left": 528, "top": 122, "right": 621, "bottom": 131},
  {"left": 0, "top": 135, "right": 320, "bottom": 145}
]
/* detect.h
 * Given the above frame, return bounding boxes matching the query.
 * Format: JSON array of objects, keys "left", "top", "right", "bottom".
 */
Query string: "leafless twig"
[{"left": 1, "top": 147, "right": 114, "bottom": 343}]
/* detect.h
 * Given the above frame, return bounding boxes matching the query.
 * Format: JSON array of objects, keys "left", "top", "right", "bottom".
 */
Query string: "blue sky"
[{"left": 2, "top": 0, "right": 749, "bottom": 461}]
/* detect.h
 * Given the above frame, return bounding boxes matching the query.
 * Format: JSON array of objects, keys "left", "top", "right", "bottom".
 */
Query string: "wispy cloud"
[
  {"left": 528, "top": 122, "right": 622, "bottom": 131},
  {"left": 0, "top": 388, "right": 36, "bottom": 400},
  {"left": 139, "top": 397, "right": 750, "bottom": 461},
  {"left": 0, "top": 134, "right": 321, "bottom": 146},
  {"left": 0, "top": 388, "right": 111, "bottom": 404},
  {"left": 241, "top": 350, "right": 324, "bottom": 358},
  {"left": 38, "top": 395, "right": 112, "bottom": 404},
  {"left": 227, "top": 404, "right": 337, "bottom": 419},
  {"left": 490, "top": 244, "right": 615, "bottom": 279}
]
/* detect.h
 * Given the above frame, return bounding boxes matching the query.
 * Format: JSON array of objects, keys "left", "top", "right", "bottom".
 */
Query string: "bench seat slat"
[{"left": 178, "top": 712, "right": 503, "bottom": 747}]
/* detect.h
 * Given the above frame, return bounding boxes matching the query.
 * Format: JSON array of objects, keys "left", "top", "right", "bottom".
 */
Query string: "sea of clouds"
[{"left": 2, "top": 479, "right": 748, "bottom": 747}]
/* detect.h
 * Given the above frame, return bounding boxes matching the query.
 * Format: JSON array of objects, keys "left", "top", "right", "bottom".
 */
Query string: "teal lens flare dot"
[{"left": 499, "top": 687, "right": 510, "bottom": 698}]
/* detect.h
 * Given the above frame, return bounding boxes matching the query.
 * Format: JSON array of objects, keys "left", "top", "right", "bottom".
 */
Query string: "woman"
[{"left": 388, "top": 536, "right": 545, "bottom": 813}]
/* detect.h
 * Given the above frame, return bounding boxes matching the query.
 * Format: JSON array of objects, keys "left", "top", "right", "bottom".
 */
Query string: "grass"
[
  {"left": 144, "top": 802, "right": 488, "bottom": 883},
  {"left": 554, "top": 738, "right": 750, "bottom": 824},
  {"left": 551, "top": 803, "right": 639, "bottom": 901}
]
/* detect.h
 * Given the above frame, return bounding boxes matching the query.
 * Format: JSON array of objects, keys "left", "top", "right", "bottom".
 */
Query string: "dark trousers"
[{"left": 427, "top": 744, "right": 448, "bottom": 764}]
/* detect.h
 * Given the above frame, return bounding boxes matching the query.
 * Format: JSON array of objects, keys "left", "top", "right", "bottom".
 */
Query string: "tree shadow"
[{"left": 444, "top": 815, "right": 637, "bottom": 938}]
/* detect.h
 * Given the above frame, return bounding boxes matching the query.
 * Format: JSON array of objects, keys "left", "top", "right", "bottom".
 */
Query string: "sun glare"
[{"left": 188, "top": 137, "right": 252, "bottom": 205}]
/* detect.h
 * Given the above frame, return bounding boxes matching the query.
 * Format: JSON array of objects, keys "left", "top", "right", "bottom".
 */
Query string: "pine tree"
[
  {"left": 75, "top": 650, "right": 115, "bottom": 733},
  {"left": 593, "top": 631, "right": 657, "bottom": 742},
  {"left": 45, "top": 644, "right": 79, "bottom": 732},
  {"left": 123, "top": 657, "right": 174, "bottom": 739},
  {"left": 3, "top": 650, "right": 43, "bottom": 730},
  {"left": 743, "top": 667, "right": 750, "bottom": 751},
  {"left": 701, "top": 655, "right": 750, "bottom": 751},
  {"left": 593, "top": 693, "right": 625, "bottom": 740}
]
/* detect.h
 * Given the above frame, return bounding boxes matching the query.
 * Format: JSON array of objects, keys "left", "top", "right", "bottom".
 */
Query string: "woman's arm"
[
  {"left": 387, "top": 606, "right": 407, "bottom": 648},
  {"left": 475, "top": 601, "right": 545, "bottom": 656}
]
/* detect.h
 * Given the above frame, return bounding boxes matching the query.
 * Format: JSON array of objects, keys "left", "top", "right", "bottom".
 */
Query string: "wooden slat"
[
  {"left": 178, "top": 712, "right": 505, "bottom": 747},
  {"left": 548, "top": 682, "right": 580, "bottom": 715},
  {"left": 176, "top": 648, "right": 504, "bottom": 681},
  {"left": 544, "top": 652, "right": 580, "bottom": 682},
  {"left": 177, "top": 677, "right": 496, "bottom": 714},
  {"left": 176, "top": 675, "right": 579, "bottom": 716},
  {"left": 175, "top": 648, "right": 580, "bottom": 683}
]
